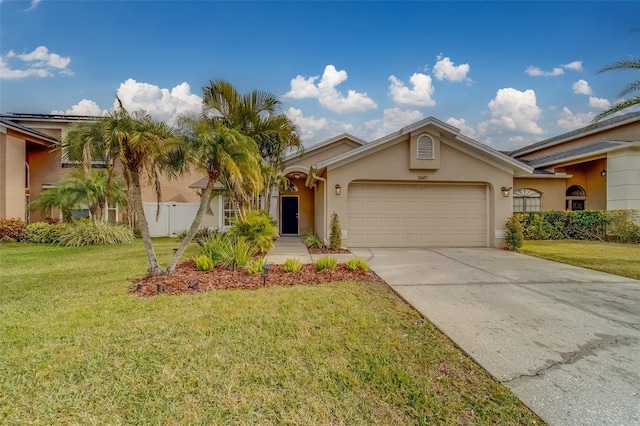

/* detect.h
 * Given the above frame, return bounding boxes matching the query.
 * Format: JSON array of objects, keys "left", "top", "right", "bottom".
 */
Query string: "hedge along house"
[
  {"left": 284, "top": 117, "right": 532, "bottom": 248},
  {"left": 510, "top": 112, "right": 640, "bottom": 214}
]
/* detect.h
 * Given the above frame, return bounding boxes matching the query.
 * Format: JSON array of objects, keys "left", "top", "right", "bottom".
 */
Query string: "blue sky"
[{"left": 1, "top": 1, "right": 638, "bottom": 150}]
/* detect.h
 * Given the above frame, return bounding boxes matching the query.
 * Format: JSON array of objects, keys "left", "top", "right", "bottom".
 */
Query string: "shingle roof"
[
  {"left": 526, "top": 140, "right": 630, "bottom": 168},
  {"left": 0, "top": 118, "right": 59, "bottom": 144},
  {"left": 510, "top": 111, "right": 640, "bottom": 157}
]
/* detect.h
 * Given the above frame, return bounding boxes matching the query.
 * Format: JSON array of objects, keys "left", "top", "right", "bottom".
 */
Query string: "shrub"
[
  {"left": 229, "top": 211, "right": 278, "bottom": 253},
  {"left": 201, "top": 233, "right": 257, "bottom": 270},
  {"left": 315, "top": 256, "right": 337, "bottom": 271},
  {"left": 283, "top": 258, "right": 302, "bottom": 273},
  {"left": 24, "top": 222, "right": 56, "bottom": 244},
  {"left": 301, "top": 229, "right": 325, "bottom": 249},
  {"left": 177, "top": 227, "right": 217, "bottom": 246},
  {"left": 57, "top": 221, "right": 135, "bottom": 246},
  {"left": 607, "top": 210, "right": 640, "bottom": 243},
  {"left": 193, "top": 254, "right": 215, "bottom": 271},
  {"left": 0, "top": 218, "right": 27, "bottom": 242},
  {"left": 329, "top": 212, "right": 342, "bottom": 250},
  {"left": 246, "top": 257, "right": 267, "bottom": 275},
  {"left": 504, "top": 214, "right": 524, "bottom": 251},
  {"left": 346, "top": 257, "right": 369, "bottom": 271}
]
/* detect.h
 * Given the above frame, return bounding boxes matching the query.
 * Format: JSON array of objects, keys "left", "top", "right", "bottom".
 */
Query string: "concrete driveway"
[{"left": 350, "top": 247, "right": 640, "bottom": 426}]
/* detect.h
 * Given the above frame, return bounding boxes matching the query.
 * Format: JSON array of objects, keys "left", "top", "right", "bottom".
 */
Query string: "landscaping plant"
[
  {"left": 283, "top": 257, "right": 302, "bottom": 273},
  {"left": 504, "top": 214, "right": 524, "bottom": 251},
  {"left": 0, "top": 218, "right": 27, "bottom": 242},
  {"left": 201, "top": 233, "right": 257, "bottom": 269},
  {"left": 56, "top": 220, "right": 135, "bottom": 246},
  {"left": 301, "top": 228, "right": 325, "bottom": 249},
  {"left": 246, "top": 257, "right": 267, "bottom": 275},
  {"left": 329, "top": 212, "right": 342, "bottom": 250},
  {"left": 315, "top": 255, "right": 337, "bottom": 271},
  {"left": 229, "top": 210, "right": 278, "bottom": 253},
  {"left": 193, "top": 254, "right": 215, "bottom": 271},
  {"left": 346, "top": 257, "right": 369, "bottom": 272}
]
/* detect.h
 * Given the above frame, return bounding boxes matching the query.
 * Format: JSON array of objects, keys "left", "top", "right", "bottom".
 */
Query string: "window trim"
[{"left": 513, "top": 188, "right": 542, "bottom": 213}]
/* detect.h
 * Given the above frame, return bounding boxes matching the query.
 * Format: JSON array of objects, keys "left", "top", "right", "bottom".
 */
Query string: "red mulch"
[
  {"left": 131, "top": 260, "right": 384, "bottom": 297},
  {"left": 308, "top": 247, "right": 351, "bottom": 254}
]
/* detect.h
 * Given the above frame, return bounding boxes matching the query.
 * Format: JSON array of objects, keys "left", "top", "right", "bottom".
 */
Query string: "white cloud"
[
  {"left": 284, "top": 65, "right": 377, "bottom": 113},
  {"left": 51, "top": 99, "right": 106, "bottom": 116},
  {"left": 115, "top": 79, "right": 202, "bottom": 124},
  {"left": 572, "top": 79, "right": 592, "bottom": 95},
  {"left": 525, "top": 66, "right": 564, "bottom": 77},
  {"left": 367, "top": 107, "right": 424, "bottom": 140},
  {"left": 446, "top": 117, "right": 476, "bottom": 139},
  {"left": 557, "top": 107, "right": 594, "bottom": 130},
  {"left": 0, "top": 46, "right": 72, "bottom": 80},
  {"left": 589, "top": 96, "right": 611, "bottom": 109},
  {"left": 485, "top": 87, "right": 543, "bottom": 134},
  {"left": 388, "top": 73, "right": 436, "bottom": 107},
  {"left": 285, "top": 107, "right": 355, "bottom": 144},
  {"left": 562, "top": 61, "right": 583, "bottom": 72},
  {"left": 432, "top": 55, "right": 470, "bottom": 82},
  {"left": 26, "top": 0, "right": 42, "bottom": 11}
]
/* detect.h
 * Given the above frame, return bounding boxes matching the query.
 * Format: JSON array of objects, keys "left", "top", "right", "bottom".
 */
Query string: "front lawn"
[
  {"left": 520, "top": 240, "right": 640, "bottom": 280},
  {"left": 0, "top": 240, "right": 541, "bottom": 425}
]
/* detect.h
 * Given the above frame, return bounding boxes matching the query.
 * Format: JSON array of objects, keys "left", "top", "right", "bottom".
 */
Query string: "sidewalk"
[{"left": 264, "top": 236, "right": 355, "bottom": 264}]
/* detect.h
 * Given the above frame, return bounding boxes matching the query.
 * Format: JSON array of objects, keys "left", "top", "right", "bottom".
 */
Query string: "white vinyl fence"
[{"left": 143, "top": 202, "right": 200, "bottom": 237}]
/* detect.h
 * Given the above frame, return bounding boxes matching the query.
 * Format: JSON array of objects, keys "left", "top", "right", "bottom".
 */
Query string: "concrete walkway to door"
[
  {"left": 350, "top": 247, "right": 640, "bottom": 426},
  {"left": 264, "top": 236, "right": 355, "bottom": 264}
]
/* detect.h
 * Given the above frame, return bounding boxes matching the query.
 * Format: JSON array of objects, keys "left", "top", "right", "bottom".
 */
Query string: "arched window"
[
  {"left": 566, "top": 185, "right": 586, "bottom": 210},
  {"left": 417, "top": 135, "right": 434, "bottom": 159},
  {"left": 513, "top": 188, "right": 541, "bottom": 212}
]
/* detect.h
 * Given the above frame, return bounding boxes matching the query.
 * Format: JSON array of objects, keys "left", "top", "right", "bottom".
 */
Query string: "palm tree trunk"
[
  {"left": 131, "top": 171, "right": 165, "bottom": 277},
  {"left": 165, "top": 181, "right": 214, "bottom": 275}
]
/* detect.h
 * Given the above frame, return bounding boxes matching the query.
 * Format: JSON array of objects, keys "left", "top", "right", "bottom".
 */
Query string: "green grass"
[
  {"left": 0, "top": 240, "right": 542, "bottom": 425},
  {"left": 520, "top": 240, "right": 640, "bottom": 280}
]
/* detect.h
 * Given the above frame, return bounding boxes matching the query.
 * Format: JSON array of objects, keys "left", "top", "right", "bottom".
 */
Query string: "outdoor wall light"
[
  {"left": 600, "top": 159, "right": 607, "bottom": 177},
  {"left": 293, "top": 173, "right": 300, "bottom": 179},
  {"left": 262, "top": 263, "right": 271, "bottom": 286},
  {"left": 501, "top": 186, "right": 512, "bottom": 197},
  {"left": 335, "top": 184, "right": 342, "bottom": 195}
]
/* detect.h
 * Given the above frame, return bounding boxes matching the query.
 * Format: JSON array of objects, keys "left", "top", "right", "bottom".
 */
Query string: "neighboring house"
[
  {"left": 511, "top": 112, "right": 640, "bottom": 213},
  {"left": 1, "top": 111, "right": 638, "bottom": 247}
]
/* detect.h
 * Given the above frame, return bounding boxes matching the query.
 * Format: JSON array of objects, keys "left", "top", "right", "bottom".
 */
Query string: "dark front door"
[{"left": 281, "top": 196, "right": 299, "bottom": 234}]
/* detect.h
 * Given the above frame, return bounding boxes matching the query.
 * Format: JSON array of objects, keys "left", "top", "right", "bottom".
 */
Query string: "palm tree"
[
  {"left": 592, "top": 56, "right": 640, "bottom": 123},
  {"left": 63, "top": 101, "right": 181, "bottom": 277},
  {"left": 166, "top": 114, "right": 263, "bottom": 274},
  {"left": 202, "top": 79, "right": 302, "bottom": 213}
]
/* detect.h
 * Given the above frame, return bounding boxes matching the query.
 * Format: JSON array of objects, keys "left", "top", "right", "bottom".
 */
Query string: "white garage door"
[{"left": 348, "top": 183, "right": 488, "bottom": 247}]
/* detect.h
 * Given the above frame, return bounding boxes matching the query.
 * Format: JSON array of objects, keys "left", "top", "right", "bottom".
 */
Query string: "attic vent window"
[{"left": 417, "top": 135, "right": 434, "bottom": 159}]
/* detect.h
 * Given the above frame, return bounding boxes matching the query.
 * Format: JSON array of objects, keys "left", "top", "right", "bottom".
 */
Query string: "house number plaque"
[{"left": 417, "top": 176, "right": 429, "bottom": 180}]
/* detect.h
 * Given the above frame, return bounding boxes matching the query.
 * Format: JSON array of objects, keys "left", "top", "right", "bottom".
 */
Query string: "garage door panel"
[{"left": 348, "top": 183, "right": 487, "bottom": 247}]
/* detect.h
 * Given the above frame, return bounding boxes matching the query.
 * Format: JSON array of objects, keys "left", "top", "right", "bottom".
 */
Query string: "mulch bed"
[
  {"left": 308, "top": 247, "right": 351, "bottom": 254},
  {"left": 131, "top": 260, "right": 384, "bottom": 297}
]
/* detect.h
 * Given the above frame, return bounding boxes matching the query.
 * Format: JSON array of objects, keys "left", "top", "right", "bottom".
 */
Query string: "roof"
[
  {"left": 510, "top": 111, "right": 640, "bottom": 157},
  {"left": 0, "top": 118, "right": 60, "bottom": 144},
  {"left": 0, "top": 112, "right": 100, "bottom": 123},
  {"left": 311, "top": 116, "right": 532, "bottom": 175},
  {"left": 525, "top": 140, "right": 633, "bottom": 168},
  {"left": 283, "top": 133, "right": 366, "bottom": 162},
  {"left": 188, "top": 177, "right": 226, "bottom": 190}
]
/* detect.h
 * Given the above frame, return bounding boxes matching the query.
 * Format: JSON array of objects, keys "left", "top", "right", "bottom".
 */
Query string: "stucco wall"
[
  {"left": 608, "top": 147, "right": 640, "bottom": 210},
  {"left": 1, "top": 134, "right": 27, "bottom": 219},
  {"left": 566, "top": 159, "right": 607, "bottom": 210},
  {"left": 513, "top": 178, "right": 566, "bottom": 211},
  {"left": 318, "top": 134, "right": 516, "bottom": 248},
  {"left": 27, "top": 145, "right": 64, "bottom": 222}
]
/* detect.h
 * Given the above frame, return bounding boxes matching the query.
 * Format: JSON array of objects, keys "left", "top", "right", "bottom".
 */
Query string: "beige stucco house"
[{"left": 2, "top": 111, "right": 638, "bottom": 248}]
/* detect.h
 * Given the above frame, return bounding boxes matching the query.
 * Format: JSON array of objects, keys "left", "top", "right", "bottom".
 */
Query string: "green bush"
[
  {"left": 201, "top": 233, "right": 257, "bottom": 270},
  {"left": 193, "top": 254, "right": 215, "bottom": 271},
  {"left": 301, "top": 229, "right": 325, "bottom": 249},
  {"left": 346, "top": 257, "right": 369, "bottom": 271},
  {"left": 229, "top": 211, "right": 278, "bottom": 253},
  {"left": 24, "top": 222, "right": 56, "bottom": 244},
  {"left": 246, "top": 257, "right": 267, "bottom": 275},
  {"left": 0, "top": 218, "right": 27, "bottom": 242},
  {"left": 329, "top": 212, "right": 342, "bottom": 250},
  {"left": 504, "top": 215, "right": 524, "bottom": 251},
  {"left": 283, "top": 258, "right": 302, "bottom": 273},
  {"left": 315, "top": 256, "right": 337, "bottom": 271},
  {"left": 607, "top": 210, "right": 640, "bottom": 243},
  {"left": 57, "top": 221, "right": 135, "bottom": 246}
]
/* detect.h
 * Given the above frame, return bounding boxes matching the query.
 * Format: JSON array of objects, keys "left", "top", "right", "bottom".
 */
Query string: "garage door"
[{"left": 348, "top": 183, "right": 488, "bottom": 247}]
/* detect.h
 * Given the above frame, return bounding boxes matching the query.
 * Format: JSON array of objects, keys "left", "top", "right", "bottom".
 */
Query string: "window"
[
  {"left": 513, "top": 188, "right": 541, "bottom": 212},
  {"left": 223, "top": 198, "right": 239, "bottom": 227},
  {"left": 417, "top": 135, "right": 434, "bottom": 159},
  {"left": 565, "top": 185, "right": 586, "bottom": 211}
]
